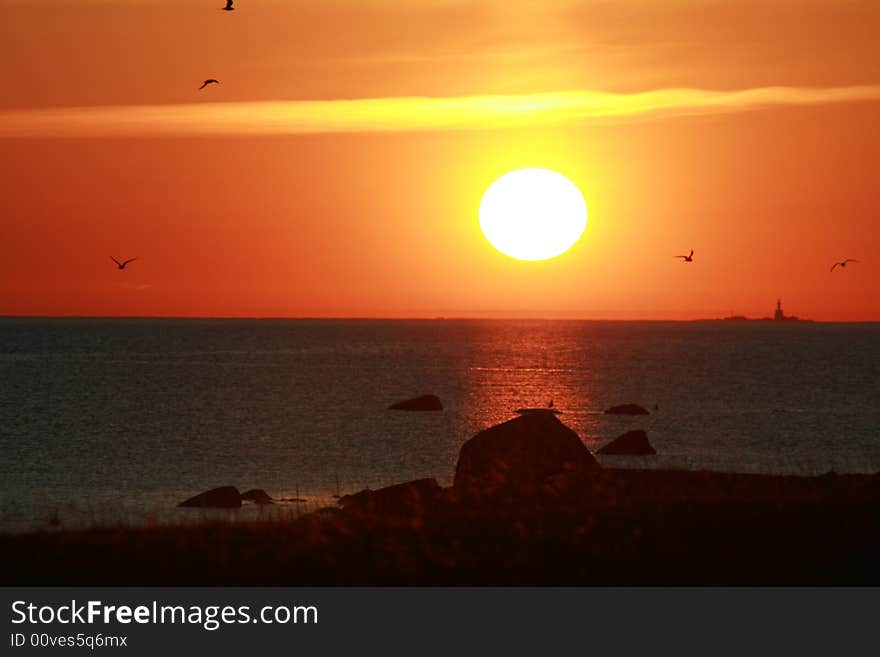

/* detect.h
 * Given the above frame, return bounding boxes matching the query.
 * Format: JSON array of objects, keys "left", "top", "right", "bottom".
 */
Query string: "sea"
[{"left": 1, "top": 318, "right": 878, "bottom": 532}]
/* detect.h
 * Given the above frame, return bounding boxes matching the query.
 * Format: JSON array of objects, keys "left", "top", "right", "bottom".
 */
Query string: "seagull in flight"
[
  {"left": 199, "top": 79, "right": 220, "bottom": 90},
  {"left": 222, "top": 0, "right": 234, "bottom": 10},
  {"left": 675, "top": 249, "right": 694, "bottom": 263},
  {"left": 111, "top": 257, "right": 137, "bottom": 270},
  {"left": 831, "top": 259, "right": 859, "bottom": 272}
]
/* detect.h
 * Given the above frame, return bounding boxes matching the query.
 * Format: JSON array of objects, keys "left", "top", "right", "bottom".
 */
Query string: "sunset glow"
[{"left": 1, "top": 1, "right": 878, "bottom": 320}]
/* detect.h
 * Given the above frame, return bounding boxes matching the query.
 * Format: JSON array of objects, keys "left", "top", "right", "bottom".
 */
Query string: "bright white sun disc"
[{"left": 479, "top": 168, "right": 587, "bottom": 261}]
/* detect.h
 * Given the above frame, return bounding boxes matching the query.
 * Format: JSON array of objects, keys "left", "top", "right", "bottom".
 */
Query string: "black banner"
[{"left": 2, "top": 588, "right": 877, "bottom": 655}]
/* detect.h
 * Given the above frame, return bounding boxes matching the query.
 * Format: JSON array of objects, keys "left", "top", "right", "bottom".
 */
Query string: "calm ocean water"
[{"left": 1, "top": 318, "right": 878, "bottom": 531}]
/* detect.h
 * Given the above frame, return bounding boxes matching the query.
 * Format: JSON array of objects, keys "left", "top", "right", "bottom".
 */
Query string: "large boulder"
[
  {"left": 604, "top": 403, "right": 650, "bottom": 415},
  {"left": 338, "top": 478, "right": 441, "bottom": 517},
  {"left": 597, "top": 430, "right": 656, "bottom": 455},
  {"left": 241, "top": 489, "right": 273, "bottom": 504},
  {"left": 454, "top": 413, "right": 600, "bottom": 496},
  {"left": 178, "top": 486, "right": 242, "bottom": 508},
  {"left": 388, "top": 394, "right": 443, "bottom": 411}
]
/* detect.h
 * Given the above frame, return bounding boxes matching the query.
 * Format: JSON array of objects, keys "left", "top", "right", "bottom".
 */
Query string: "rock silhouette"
[
  {"left": 338, "top": 478, "right": 441, "bottom": 517},
  {"left": 178, "top": 486, "right": 241, "bottom": 508},
  {"left": 454, "top": 412, "right": 599, "bottom": 496},
  {"left": 605, "top": 403, "right": 650, "bottom": 415},
  {"left": 388, "top": 394, "right": 443, "bottom": 411},
  {"left": 598, "top": 430, "right": 656, "bottom": 455},
  {"left": 515, "top": 407, "right": 561, "bottom": 415},
  {"left": 241, "top": 489, "right": 273, "bottom": 504}
]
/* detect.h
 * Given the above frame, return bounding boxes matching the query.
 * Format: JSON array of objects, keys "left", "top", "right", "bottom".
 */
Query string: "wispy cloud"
[{"left": 2, "top": 86, "right": 878, "bottom": 137}]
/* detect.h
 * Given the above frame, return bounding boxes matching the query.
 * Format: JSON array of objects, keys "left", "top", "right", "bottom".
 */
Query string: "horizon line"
[{"left": 2, "top": 313, "right": 878, "bottom": 324}]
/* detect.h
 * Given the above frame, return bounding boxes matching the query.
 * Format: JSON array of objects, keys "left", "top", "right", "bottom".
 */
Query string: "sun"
[{"left": 479, "top": 168, "right": 588, "bottom": 261}]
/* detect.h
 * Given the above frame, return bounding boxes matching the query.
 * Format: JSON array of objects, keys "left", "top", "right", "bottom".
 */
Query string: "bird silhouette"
[
  {"left": 675, "top": 249, "right": 694, "bottom": 262},
  {"left": 831, "top": 259, "right": 859, "bottom": 272},
  {"left": 548, "top": 399, "right": 554, "bottom": 408},
  {"left": 222, "top": 0, "right": 234, "bottom": 10},
  {"left": 111, "top": 257, "right": 137, "bottom": 270},
  {"left": 199, "top": 79, "right": 220, "bottom": 90}
]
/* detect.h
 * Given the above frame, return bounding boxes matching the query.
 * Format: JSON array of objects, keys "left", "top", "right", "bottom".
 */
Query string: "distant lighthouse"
[{"left": 722, "top": 299, "right": 805, "bottom": 322}]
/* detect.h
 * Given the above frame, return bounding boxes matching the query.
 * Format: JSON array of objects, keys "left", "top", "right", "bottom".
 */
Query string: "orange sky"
[{"left": 1, "top": 1, "right": 878, "bottom": 320}]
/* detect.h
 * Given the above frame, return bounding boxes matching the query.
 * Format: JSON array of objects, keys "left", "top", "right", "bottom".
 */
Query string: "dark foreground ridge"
[{"left": 2, "top": 413, "right": 878, "bottom": 585}]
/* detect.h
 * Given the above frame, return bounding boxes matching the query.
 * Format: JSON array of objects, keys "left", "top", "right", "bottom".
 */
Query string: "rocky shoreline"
[{"left": 3, "top": 413, "right": 878, "bottom": 585}]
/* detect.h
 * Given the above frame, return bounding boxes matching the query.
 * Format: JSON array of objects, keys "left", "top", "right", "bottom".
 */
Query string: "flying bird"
[
  {"left": 675, "top": 249, "right": 694, "bottom": 263},
  {"left": 199, "top": 79, "right": 220, "bottom": 90},
  {"left": 111, "top": 257, "right": 137, "bottom": 270},
  {"left": 831, "top": 259, "right": 859, "bottom": 272},
  {"left": 222, "top": 0, "right": 234, "bottom": 10}
]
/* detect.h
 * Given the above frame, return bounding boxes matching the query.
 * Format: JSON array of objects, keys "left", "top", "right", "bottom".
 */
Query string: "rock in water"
[
  {"left": 178, "top": 486, "right": 242, "bottom": 508},
  {"left": 454, "top": 413, "right": 600, "bottom": 496},
  {"left": 388, "top": 394, "right": 444, "bottom": 411},
  {"left": 338, "top": 478, "right": 441, "bottom": 516},
  {"left": 597, "top": 430, "right": 657, "bottom": 455},
  {"left": 241, "top": 489, "right": 273, "bottom": 504},
  {"left": 604, "top": 403, "right": 650, "bottom": 415}
]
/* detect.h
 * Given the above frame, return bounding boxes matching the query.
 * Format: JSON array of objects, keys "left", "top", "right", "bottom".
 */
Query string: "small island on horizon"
[{"left": 720, "top": 299, "right": 813, "bottom": 323}]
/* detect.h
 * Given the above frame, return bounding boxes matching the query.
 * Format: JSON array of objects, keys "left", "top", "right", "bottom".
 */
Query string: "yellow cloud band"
[{"left": 2, "top": 86, "right": 878, "bottom": 137}]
